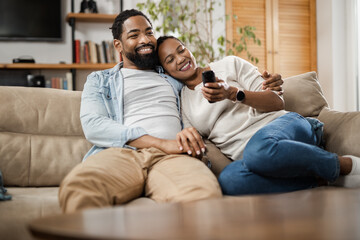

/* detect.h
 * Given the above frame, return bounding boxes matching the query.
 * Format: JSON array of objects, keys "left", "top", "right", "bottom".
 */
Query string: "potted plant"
[{"left": 137, "top": 0, "right": 261, "bottom": 66}]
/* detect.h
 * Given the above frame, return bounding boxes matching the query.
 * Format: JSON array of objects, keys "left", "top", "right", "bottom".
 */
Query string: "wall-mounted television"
[{"left": 0, "top": 0, "right": 62, "bottom": 41}]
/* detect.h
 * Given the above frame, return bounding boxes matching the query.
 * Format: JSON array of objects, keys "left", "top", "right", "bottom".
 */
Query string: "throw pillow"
[
  {"left": 318, "top": 107, "right": 360, "bottom": 156},
  {"left": 283, "top": 72, "right": 329, "bottom": 117}
]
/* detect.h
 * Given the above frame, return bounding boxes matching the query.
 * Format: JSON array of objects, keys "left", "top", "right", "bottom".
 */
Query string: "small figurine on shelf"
[
  {"left": 80, "top": 0, "right": 98, "bottom": 13},
  {"left": 88, "top": 0, "right": 98, "bottom": 13}
]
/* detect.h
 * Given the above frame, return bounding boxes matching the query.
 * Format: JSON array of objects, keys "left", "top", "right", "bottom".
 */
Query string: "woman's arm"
[{"left": 202, "top": 82, "right": 284, "bottom": 113}]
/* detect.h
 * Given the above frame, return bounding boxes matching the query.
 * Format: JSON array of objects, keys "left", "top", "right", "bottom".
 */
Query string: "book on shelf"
[
  {"left": 89, "top": 40, "right": 98, "bottom": 64},
  {"left": 75, "top": 39, "right": 118, "bottom": 64},
  {"left": 84, "top": 42, "right": 90, "bottom": 63},
  {"left": 45, "top": 72, "right": 73, "bottom": 90},
  {"left": 75, "top": 40, "right": 81, "bottom": 64}
]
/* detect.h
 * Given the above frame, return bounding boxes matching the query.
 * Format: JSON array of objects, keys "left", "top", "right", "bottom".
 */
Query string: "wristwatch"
[{"left": 236, "top": 88, "right": 245, "bottom": 102}]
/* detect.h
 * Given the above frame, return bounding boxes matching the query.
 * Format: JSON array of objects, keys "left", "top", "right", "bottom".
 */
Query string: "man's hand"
[
  {"left": 158, "top": 139, "right": 184, "bottom": 155},
  {"left": 128, "top": 131, "right": 205, "bottom": 159},
  {"left": 261, "top": 71, "right": 283, "bottom": 94}
]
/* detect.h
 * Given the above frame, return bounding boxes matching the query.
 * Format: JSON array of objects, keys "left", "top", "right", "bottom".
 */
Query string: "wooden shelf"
[
  {"left": 1, "top": 63, "right": 116, "bottom": 70},
  {"left": 66, "top": 13, "right": 117, "bottom": 23}
]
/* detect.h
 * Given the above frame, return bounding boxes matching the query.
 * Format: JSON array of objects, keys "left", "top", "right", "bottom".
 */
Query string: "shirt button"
[{"left": 114, "top": 97, "right": 117, "bottom": 100}]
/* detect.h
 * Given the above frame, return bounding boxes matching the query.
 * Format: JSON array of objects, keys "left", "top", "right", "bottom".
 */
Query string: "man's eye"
[
  {"left": 129, "top": 35, "right": 138, "bottom": 39},
  {"left": 147, "top": 31, "right": 154, "bottom": 35},
  {"left": 179, "top": 49, "right": 185, "bottom": 53}
]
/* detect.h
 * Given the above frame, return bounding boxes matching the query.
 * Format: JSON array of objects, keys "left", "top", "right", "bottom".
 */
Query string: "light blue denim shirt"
[{"left": 80, "top": 62, "right": 183, "bottom": 160}]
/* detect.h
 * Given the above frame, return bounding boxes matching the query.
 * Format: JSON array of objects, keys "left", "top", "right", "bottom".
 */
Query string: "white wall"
[
  {"left": 316, "top": 0, "right": 358, "bottom": 111},
  {"left": 0, "top": 0, "right": 143, "bottom": 90},
  {"left": 2, "top": 0, "right": 359, "bottom": 105}
]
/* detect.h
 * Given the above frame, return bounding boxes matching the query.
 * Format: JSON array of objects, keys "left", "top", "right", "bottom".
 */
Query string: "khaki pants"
[{"left": 59, "top": 147, "right": 222, "bottom": 213}]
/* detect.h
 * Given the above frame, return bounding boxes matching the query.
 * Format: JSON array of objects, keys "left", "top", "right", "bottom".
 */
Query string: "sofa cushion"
[
  {"left": 0, "top": 187, "right": 60, "bottom": 240},
  {"left": 204, "top": 139, "right": 232, "bottom": 178},
  {"left": 0, "top": 86, "right": 92, "bottom": 187},
  {"left": 0, "top": 87, "right": 84, "bottom": 136},
  {"left": 0, "top": 132, "right": 91, "bottom": 186},
  {"left": 318, "top": 108, "right": 360, "bottom": 156},
  {"left": 0, "top": 187, "right": 61, "bottom": 219},
  {"left": 283, "top": 72, "right": 329, "bottom": 117}
]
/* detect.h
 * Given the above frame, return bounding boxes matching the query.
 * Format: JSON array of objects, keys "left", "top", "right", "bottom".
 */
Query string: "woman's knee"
[
  {"left": 218, "top": 161, "right": 252, "bottom": 195},
  {"left": 244, "top": 135, "right": 278, "bottom": 165}
]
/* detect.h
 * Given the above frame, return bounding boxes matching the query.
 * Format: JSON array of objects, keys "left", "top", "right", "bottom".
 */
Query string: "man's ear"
[{"left": 113, "top": 39, "right": 123, "bottom": 54}]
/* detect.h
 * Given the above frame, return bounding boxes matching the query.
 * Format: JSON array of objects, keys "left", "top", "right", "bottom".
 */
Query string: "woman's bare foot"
[{"left": 339, "top": 156, "right": 352, "bottom": 175}]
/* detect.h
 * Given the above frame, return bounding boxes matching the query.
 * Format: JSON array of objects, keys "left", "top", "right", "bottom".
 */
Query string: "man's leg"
[
  {"left": 144, "top": 148, "right": 222, "bottom": 202},
  {"left": 59, "top": 148, "right": 146, "bottom": 213}
]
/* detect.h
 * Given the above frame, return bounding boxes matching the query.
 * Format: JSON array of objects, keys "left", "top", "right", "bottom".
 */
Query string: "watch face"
[{"left": 237, "top": 90, "right": 245, "bottom": 102}]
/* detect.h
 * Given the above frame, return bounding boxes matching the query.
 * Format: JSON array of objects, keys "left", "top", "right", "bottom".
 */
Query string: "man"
[{"left": 59, "top": 9, "right": 283, "bottom": 213}]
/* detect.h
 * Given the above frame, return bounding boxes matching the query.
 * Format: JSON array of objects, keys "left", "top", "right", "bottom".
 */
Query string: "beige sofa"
[{"left": 0, "top": 72, "right": 359, "bottom": 240}]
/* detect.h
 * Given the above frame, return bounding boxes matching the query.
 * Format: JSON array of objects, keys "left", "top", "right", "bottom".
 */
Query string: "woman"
[{"left": 156, "top": 36, "right": 360, "bottom": 195}]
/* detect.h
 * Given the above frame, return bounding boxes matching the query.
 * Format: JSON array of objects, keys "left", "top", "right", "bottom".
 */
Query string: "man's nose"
[{"left": 138, "top": 33, "right": 151, "bottom": 44}]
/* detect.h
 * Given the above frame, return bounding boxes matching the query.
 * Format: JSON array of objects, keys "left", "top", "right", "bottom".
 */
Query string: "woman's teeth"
[{"left": 180, "top": 62, "right": 191, "bottom": 71}]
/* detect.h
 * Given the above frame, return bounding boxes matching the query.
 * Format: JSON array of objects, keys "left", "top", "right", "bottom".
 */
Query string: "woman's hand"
[
  {"left": 176, "top": 127, "right": 206, "bottom": 158},
  {"left": 201, "top": 79, "right": 238, "bottom": 102},
  {"left": 261, "top": 71, "right": 283, "bottom": 94}
]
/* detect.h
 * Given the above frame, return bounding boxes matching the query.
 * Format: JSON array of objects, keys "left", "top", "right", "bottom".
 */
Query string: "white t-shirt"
[
  {"left": 122, "top": 68, "right": 182, "bottom": 140},
  {"left": 181, "top": 56, "right": 287, "bottom": 160}
]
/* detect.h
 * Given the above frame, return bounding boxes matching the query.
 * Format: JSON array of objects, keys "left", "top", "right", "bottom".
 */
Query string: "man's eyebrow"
[
  {"left": 127, "top": 27, "right": 153, "bottom": 35},
  {"left": 127, "top": 29, "right": 140, "bottom": 34},
  {"left": 164, "top": 44, "right": 183, "bottom": 62}
]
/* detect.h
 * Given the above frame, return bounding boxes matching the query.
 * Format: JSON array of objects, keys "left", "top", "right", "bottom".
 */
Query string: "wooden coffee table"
[{"left": 29, "top": 187, "right": 360, "bottom": 240}]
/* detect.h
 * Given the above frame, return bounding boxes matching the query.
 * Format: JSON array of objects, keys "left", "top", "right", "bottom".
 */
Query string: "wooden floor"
[{"left": 29, "top": 187, "right": 360, "bottom": 240}]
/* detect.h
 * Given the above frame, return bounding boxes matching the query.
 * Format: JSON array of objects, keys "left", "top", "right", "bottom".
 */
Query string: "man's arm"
[
  {"left": 127, "top": 135, "right": 178, "bottom": 153},
  {"left": 128, "top": 128, "right": 206, "bottom": 158},
  {"left": 80, "top": 72, "right": 147, "bottom": 148}
]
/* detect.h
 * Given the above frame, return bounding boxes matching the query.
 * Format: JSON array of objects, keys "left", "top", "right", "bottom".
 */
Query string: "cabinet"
[
  {"left": 0, "top": 1, "right": 122, "bottom": 90},
  {"left": 225, "top": 0, "right": 317, "bottom": 78}
]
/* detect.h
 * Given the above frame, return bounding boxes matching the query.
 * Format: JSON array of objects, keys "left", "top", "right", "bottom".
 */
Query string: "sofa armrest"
[{"left": 318, "top": 108, "right": 360, "bottom": 156}]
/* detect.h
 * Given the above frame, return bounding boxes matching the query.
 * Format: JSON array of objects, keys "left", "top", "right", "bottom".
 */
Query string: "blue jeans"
[{"left": 218, "top": 112, "right": 340, "bottom": 195}]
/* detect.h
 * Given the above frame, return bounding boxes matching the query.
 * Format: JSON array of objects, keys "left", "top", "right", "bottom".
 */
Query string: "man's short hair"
[{"left": 110, "top": 9, "right": 153, "bottom": 40}]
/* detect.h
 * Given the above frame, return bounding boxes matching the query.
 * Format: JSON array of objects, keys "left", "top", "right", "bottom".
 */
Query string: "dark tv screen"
[{"left": 0, "top": 0, "right": 62, "bottom": 41}]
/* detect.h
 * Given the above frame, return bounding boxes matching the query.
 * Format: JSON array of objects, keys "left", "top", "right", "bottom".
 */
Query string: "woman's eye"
[{"left": 167, "top": 58, "right": 174, "bottom": 64}]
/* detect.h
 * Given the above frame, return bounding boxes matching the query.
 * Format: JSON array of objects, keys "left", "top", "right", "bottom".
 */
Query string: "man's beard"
[{"left": 123, "top": 44, "right": 158, "bottom": 69}]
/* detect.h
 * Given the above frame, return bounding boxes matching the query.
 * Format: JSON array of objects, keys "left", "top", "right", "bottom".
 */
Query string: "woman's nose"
[{"left": 176, "top": 56, "right": 186, "bottom": 65}]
